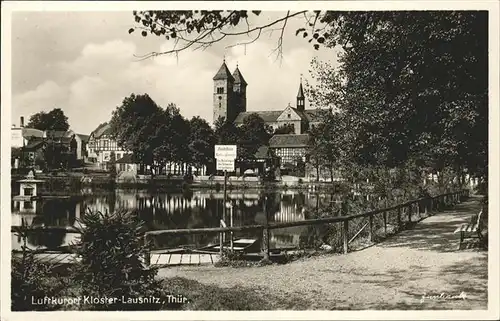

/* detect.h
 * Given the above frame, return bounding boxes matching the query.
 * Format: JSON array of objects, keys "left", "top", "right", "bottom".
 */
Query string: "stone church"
[
  {"left": 213, "top": 60, "right": 329, "bottom": 171},
  {"left": 213, "top": 60, "right": 326, "bottom": 134}
]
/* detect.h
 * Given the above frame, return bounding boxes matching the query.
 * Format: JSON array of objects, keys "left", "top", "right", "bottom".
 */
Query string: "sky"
[{"left": 11, "top": 11, "right": 340, "bottom": 134}]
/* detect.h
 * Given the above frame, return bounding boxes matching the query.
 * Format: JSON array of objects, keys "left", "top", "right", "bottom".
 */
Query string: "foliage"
[
  {"left": 72, "top": 209, "right": 164, "bottom": 310},
  {"left": 129, "top": 11, "right": 487, "bottom": 188},
  {"left": 274, "top": 123, "right": 295, "bottom": 135},
  {"left": 27, "top": 108, "right": 70, "bottom": 131},
  {"left": 214, "top": 114, "right": 272, "bottom": 162},
  {"left": 11, "top": 223, "right": 67, "bottom": 311},
  {"left": 238, "top": 113, "right": 273, "bottom": 161},
  {"left": 188, "top": 116, "right": 216, "bottom": 168},
  {"left": 43, "top": 141, "right": 70, "bottom": 170},
  {"left": 110, "top": 94, "right": 193, "bottom": 177}
]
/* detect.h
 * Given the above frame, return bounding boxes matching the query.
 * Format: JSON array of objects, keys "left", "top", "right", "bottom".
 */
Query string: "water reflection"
[{"left": 11, "top": 188, "right": 342, "bottom": 251}]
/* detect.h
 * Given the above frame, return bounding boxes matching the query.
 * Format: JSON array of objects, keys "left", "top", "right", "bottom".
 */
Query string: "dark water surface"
[{"left": 12, "top": 188, "right": 346, "bottom": 251}]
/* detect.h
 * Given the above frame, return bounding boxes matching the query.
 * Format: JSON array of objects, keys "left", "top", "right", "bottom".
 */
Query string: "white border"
[{"left": 1, "top": 1, "right": 499, "bottom": 320}]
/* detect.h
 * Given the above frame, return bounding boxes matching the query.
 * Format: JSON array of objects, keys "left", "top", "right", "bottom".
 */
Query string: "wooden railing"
[
  {"left": 143, "top": 189, "right": 469, "bottom": 264},
  {"left": 12, "top": 189, "right": 470, "bottom": 265}
]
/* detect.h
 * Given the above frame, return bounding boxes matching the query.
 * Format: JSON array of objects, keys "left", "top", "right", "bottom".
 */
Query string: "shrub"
[
  {"left": 72, "top": 209, "right": 165, "bottom": 310},
  {"left": 11, "top": 224, "right": 67, "bottom": 311}
]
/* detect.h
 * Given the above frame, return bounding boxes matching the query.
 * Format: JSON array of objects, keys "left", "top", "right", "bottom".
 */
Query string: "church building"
[{"left": 212, "top": 60, "right": 328, "bottom": 169}]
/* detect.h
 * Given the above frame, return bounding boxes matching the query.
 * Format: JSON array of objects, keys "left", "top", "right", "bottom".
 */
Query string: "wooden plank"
[
  {"left": 154, "top": 254, "right": 169, "bottom": 265},
  {"left": 211, "top": 254, "right": 221, "bottom": 264},
  {"left": 169, "top": 254, "right": 182, "bottom": 265},
  {"left": 191, "top": 254, "right": 200, "bottom": 265},
  {"left": 211, "top": 246, "right": 246, "bottom": 251},
  {"left": 199, "top": 254, "right": 212, "bottom": 264},
  {"left": 234, "top": 239, "right": 256, "bottom": 244}
]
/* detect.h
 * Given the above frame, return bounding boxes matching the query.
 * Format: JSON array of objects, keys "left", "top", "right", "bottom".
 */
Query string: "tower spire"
[{"left": 297, "top": 75, "right": 305, "bottom": 111}]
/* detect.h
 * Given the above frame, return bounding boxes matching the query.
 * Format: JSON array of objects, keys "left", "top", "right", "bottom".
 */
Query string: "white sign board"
[
  {"left": 215, "top": 145, "right": 237, "bottom": 159},
  {"left": 216, "top": 158, "right": 235, "bottom": 172}
]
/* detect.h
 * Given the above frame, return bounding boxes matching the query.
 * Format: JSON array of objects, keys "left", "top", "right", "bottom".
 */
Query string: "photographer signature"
[{"left": 420, "top": 291, "right": 467, "bottom": 303}]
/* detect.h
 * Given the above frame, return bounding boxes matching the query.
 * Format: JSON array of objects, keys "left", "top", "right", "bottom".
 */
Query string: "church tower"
[
  {"left": 213, "top": 60, "right": 235, "bottom": 123},
  {"left": 232, "top": 64, "right": 247, "bottom": 115},
  {"left": 296, "top": 77, "right": 305, "bottom": 112}
]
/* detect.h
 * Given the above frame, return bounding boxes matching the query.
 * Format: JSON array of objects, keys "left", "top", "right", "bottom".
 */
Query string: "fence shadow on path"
[{"left": 375, "top": 197, "right": 485, "bottom": 253}]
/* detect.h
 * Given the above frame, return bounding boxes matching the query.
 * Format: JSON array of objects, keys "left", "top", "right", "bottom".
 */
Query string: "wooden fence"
[
  {"left": 143, "top": 189, "right": 469, "bottom": 264},
  {"left": 12, "top": 189, "right": 469, "bottom": 266}
]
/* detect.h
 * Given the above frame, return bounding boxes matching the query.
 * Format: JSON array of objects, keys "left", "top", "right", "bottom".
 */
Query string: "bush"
[
  {"left": 72, "top": 209, "right": 165, "bottom": 310},
  {"left": 11, "top": 224, "right": 67, "bottom": 311}
]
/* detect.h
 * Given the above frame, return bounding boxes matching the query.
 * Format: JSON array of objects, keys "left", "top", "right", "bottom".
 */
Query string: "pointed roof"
[
  {"left": 297, "top": 81, "right": 305, "bottom": 99},
  {"left": 213, "top": 61, "right": 234, "bottom": 81},
  {"left": 232, "top": 67, "right": 247, "bottom": 85}
]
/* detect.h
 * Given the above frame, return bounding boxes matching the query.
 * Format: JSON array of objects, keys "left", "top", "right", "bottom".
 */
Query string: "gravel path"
[{"left": 158, "top": 196, "right": 488, "bottom": 310}]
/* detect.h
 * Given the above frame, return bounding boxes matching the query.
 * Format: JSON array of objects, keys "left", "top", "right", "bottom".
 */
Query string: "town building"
[
  {"left": 11, "top": 117, "right": 88, "bottom": 169},
  {"left": 212, "top": 60, "right": 329, "bottom": 169},
  {"left": 87, "top": 122, "right": 130, "bottom": 170}
]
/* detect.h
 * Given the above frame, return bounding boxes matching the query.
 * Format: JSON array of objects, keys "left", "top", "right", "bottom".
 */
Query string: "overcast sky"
[{"left": 11, "top": 11, "right": 339, "bottom": 134}]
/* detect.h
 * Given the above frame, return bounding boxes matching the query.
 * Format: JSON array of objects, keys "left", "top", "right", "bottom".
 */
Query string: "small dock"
[{"left": 13, "top": 252, "right": 221, "bottom": 267}]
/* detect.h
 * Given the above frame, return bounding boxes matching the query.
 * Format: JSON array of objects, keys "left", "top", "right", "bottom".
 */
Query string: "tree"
[
  {"left": 130, "top": 10, "right": 487, "bottom": 189},
  {"left": 188, "top": 116, "right": 216, "bottom": 170},
  {"left": 305, "top": 12, "right": 487, "bottom": 190},
  {"left": 214, "top": 116, "right": 241, "bottom": 145},
  {"left": 238, "top": 113, "right": 273, "bottom": 161},
  {"left": 274, "top": 123, "right": 295, "bottom": 135},
  {"left": 27, "top": 108, "right": 69, "bottom": 131},
  {"left": 109, "top": 94, "right": 177, "bottom": 178}
]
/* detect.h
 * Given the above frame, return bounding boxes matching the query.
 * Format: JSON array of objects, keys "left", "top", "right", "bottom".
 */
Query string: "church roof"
[
  {"left": 233, "top": 111, "right": 283, "bottom": 123},
  {"left": 232, "top": 67, "right": 247, "bottom": 85},
  {"left": 213, "top": 62, "right": 235, "bottom": 81},
  {"left": 269, "top": 134, "right": 310, "bottom": 148},
  {"left": 297, "top": 82, "right": 305, "bottom": 98},
  {"left": 303, "top": 109, "right": 331, "bottom": 122}
]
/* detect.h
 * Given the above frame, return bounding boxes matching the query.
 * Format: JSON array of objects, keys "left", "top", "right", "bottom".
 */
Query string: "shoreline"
[{"left": 11, "top": 171, "right": 347, "bottom": 193}]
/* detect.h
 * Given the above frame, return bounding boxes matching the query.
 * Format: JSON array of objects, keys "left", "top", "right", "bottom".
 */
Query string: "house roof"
[
  {"left": 269, "top": 134, "right": 310, "bottom": 148},
  {"left": 21, "top": 128, "right": 44, "bottom": 139},
  {"left": 77, "top": 134, "right": 90, "bottom": 142},
  {"left": 91, "top": 122, "right": 111, "bottom": 139},
  {"left": 234, "top": 111, "right": 283, "bottom": 124},
  {"left": 24, "top": 140, "right": 45, "bottom": 150},
  {"left": 213, "top": 62, "right": 234, "bottom": 81},
  {"left": 232, "top": 67, "right": 247, "bottom": 85},
  {"left": 116, "top": 153, "right": 135, "bottom": 164},
  {"left": 45, "top": 130, "right": 67, "bottom": 138}
]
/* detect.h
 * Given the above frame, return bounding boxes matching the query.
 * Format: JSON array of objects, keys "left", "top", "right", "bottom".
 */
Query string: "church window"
[
  {"left": 287, "top": 114, "right": 291, "bottom": 118},
  {"left": 217, "top": 87, "right": 224, "bottom": 94},
  {"left": 219, "top": 102, "right": 222, "bottom": 109}
]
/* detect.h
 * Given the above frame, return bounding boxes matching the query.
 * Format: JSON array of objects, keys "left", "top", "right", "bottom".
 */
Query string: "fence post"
[
  {"left": 261, "top": 227, "right": 270, "bottom": 261},
  {"left": 343, "top": 220, "right": 349, "bottom": 254},
  {"left": 383, "top": 211, "right": 387, "bottom": 234},
  {"left": 423, "top": 199, "right": 428, "bottom": 216},
  {"left": 369, "top": 214, "right": 374, "bottom": 242},
  {"left": 416, "top": 201, "right": 420, "bottom": 217},
  {"left": 397, "top": 207, "right": 401, "bottom": 229},
  {"left": 144, "top": 233, "right": 151, "bottom": 267},
  {"left": 408, "top": 204, "right": 412, "bottom": 223}
]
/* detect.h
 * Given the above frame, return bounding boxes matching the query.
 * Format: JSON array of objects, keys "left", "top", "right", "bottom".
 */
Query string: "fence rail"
[
  {"left": 142, "top": 189, "right": 469, "bottom": 261},
  {"left": 12, "top": 189, "right": 470, "bottom": 265}
]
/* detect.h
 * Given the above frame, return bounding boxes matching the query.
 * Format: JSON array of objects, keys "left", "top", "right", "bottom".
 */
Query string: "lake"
[{"left": 12, "top": 188, "right": 346, "bottom": 252}]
